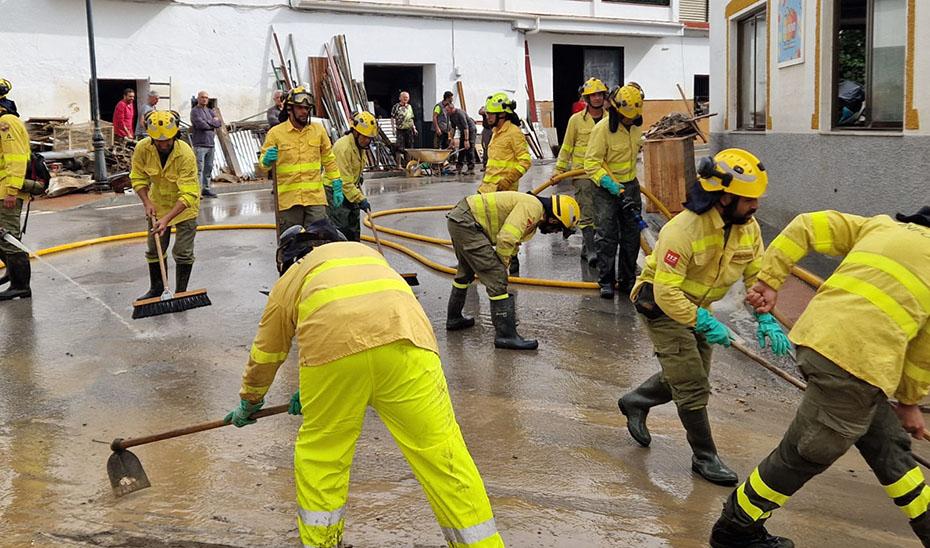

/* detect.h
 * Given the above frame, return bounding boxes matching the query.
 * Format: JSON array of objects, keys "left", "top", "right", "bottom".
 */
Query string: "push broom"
[{"left": 132, "top": 218, "right": 211, "bottom": 319}]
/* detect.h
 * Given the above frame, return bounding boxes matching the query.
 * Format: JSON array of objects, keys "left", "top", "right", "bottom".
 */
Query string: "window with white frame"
[{"left": 737, "top": 8, "right": 767, "bottom": 130}]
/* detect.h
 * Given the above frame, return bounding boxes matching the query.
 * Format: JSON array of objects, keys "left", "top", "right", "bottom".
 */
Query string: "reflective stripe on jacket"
[
  {"left": 239, "top": 242, "right": 438, "bottom": 402},
  {"left": 324, "top": 134, "right": 366, "bottom": 204},
  {"left": 759, "top": 211, "right": 930, "bottom": 404},
  {"left": 584, "top": 116, "right": 642, "bottom": 184},
  {"left": 556, "top": 110, "right": 599, "bottom": 172},
  {"left": 479, "top": 121, "right": 531, "bottom": 193},
  {"left": 464, "top": 191, "right": 544, "bottom": 265},
  {"left": 129, "top": 137, "right": 201, "bottom": 225},
  {"left": 261, "top": 121, "right": 341, "bottom": 210},
  {"left": 632, "top": 208, "right": 764, "bottom": 326},
  {"left": 0, "top": 113, "right": 29, "bottom": 199}
]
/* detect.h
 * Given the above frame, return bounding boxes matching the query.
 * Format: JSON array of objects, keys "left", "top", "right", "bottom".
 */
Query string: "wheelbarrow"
[{"left": 404, "top": 148, "right": 465, "bottom": 177}]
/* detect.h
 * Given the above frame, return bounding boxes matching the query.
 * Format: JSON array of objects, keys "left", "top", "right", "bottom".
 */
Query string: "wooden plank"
[
  {"left": 212, "top": 106, "right": 242, "bottom": 179},
  {"left": 308, "top": 57, "right": 327, "bottom": 115},
  {"left": 456, "top": 81, "right": 466, "bottom": 112},
  {"left": 642, "top": 136, "right": 693, "bottom": 215}
]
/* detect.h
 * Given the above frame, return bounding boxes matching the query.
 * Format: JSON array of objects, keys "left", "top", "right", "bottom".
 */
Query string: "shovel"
[
  {"left": 366, "top": 211, "right": 419, "bottom": 286},
  {"left": 107, "top": 403, "right": 289, "bottom": 497}
]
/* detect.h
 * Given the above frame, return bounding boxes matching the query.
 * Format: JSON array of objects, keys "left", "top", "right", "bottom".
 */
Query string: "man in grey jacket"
[
  {"left": 135, "top": 90, "right": 159, "bottom": 139},
  {"left": 190, "top": 90, "right": 222, "bottom": 198}
]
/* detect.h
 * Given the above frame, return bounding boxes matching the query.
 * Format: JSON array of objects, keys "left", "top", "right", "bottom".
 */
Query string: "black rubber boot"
[
  {"left": 678, "top": 407, "right": 739, "bottom": 486},
  {"left": 599, "top": 284, "right": 615, "bottom": 299},
  {"left": 0, "top": 253, "right": 31, "bottom": 301},
  {"left": 508, "top": 255, "right": 520, "bottom": 276},
  {"left": 0, "top": 250, "right": 8, "bottom": 287},
  {"left": 175, "top": 263, "right": 194, "bottom": 293},
  {"left": 581, "top": 227, "right": 598, "bottom": 266},
  {"left": 137, "top": 261, "right": 165, "bottom": 300},
  {"left": 710, "top": 513, "right": 794, "bottom": 548},
  {"left": 910, "top": 512, "right": 930, "bottom": 547},
  {"left": 618, "top": 373, "right": 673, "bottom": 447},
  {"left": 446, "top": 285, "right": 475, "bottom": 331},
  {"left": 490, "top": 297, "right": 537, "bottom": 350}
]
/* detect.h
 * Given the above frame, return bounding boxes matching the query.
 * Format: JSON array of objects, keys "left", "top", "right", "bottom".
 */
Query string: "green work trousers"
[
  {"left": 447, "top": 203, "right": 509, "bottom": 299},
  {"left": 325, "top": 186, "right": 361, "bottom": 242},
  {"left": 643, "top": 313, "right": 713, "bottom": 411},
  {"left": 145, "top": 218, "right": 198, "bottom": 265},
  {"left": 279, "top": 204, "right": 328, "bottom": 236},
  {"left": 571, "top": 177, "right": 596, "bottom": 230},
  {"left": 593, "top": 179, "right": 642, "bottom": 289},
  {"left": 0, "top": 198, "right": 24, "bottom": 254}
]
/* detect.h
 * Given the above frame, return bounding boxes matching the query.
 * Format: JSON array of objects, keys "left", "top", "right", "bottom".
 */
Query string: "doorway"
[
  {"left": 96, "top": 79, "right": 138, "bottom": 123},
  {"left": 363, "top": 65, "right": 424, "bottom": 147},
  {"left": 552, "top": 45, "right": 624, "bottom": 143}
]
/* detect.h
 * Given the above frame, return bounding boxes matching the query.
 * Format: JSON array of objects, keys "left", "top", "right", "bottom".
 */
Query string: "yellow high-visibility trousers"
[{"left": 295, "top": 339, "right": 504, "bottom": 548}]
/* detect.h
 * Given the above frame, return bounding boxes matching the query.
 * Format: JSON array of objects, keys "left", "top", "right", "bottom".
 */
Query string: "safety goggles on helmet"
[
  {"left": 485, "top": 92, "right": 516, "bottom": 115},
  {"left": 697, "top": 148, "right": 768, "bottom": 199},
  {"left": 609, "top": 85, "right": 644, "bottom": 119},
  {"left": 285, "top": 86, "right": 314, "bottom": 109},
  {"left": 144, "top": 110, "right": 181, "bottom": 141}
]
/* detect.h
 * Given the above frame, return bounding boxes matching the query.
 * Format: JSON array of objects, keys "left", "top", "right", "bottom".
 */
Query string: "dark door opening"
[
  {"left": 96, "top": 79, "right": 138, "bottom": 123},
  {"left": 364, "top": 65, "right": 424, "bottom": 147},
  {"left": 552, "top": 45, "right": 623, "bottom": 143}
]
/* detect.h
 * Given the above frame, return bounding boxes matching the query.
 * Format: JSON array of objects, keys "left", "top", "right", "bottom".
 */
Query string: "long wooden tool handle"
[
  {"left": 150, "top": 217, "right": 171, "bottom": 292},
  {"left": 271, "top": 167, "right": 282, "bottom": 244},
  {"left": 367, "top": 212, "right": 385, "bottom": 256},
  {"left": 113, "top": 404, "right": 290, "bottom": 451},
  {"left": 730, "top": 339, "right": 808, "bottom": 391}
]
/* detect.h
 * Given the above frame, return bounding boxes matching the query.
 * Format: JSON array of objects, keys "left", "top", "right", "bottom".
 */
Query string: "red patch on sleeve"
[{"left": 664, "top": 250, "right": 681, "bottom": 268}]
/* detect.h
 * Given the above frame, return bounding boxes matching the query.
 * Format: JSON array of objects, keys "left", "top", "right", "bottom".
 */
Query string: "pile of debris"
[{"left": 644, "top": 112, "right": 715, "bottom": 141}]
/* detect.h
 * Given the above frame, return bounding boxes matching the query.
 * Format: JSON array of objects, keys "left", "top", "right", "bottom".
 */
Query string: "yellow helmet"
[
  {"left": 144, "top": 110, "right": 181, "bottom": 141},
  {"left": 697, "top": 148, "right": 768, "bottom": 199},
  {"left": 284, "top": 86, "right": 314, "bottom": 109},
  {"left": 0, "top": 79, "right": 10, "bottom": 99},
  {"left": 608, "top": 85, "right": 644, "bottom": 119},
  {"left": 581, "top": 78, "right": 608, "bottom": 96},
  {"left": 351, "top": 111, "right": 378, "bottom": 138},
  {"left": 552, "top": 194, "right": 581, "bottom": 230},
  {"left": 485, "top": 92, "right": 516, "bottom": 115}
]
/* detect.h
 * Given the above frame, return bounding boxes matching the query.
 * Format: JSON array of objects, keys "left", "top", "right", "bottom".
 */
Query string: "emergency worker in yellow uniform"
[
  {"left": 260, "top": 86, "right": 343, "bottom": 235},
  {"left": 710, "top": 206, "right": 930, "bottom": 548},
  {"left": 131, "top": 110, "right": 202, "bottom": 299},
  {"left": 0, "top": 79, "right": 32, "bottom": 301},
  {"left": 324, "top": 111, "right": 374, "bottom": 241},
  {"left": 584, "top": 84, "right": 645, "bottom": 298},
  {"left": 224, "top": 220, "right": 504, "bottom": 548},
  {"left": 554, "top": 77, "right": 607, "bottom": 266},
  {"left": 445, "top": 191, "right": 580, "bottom": 350},
  {"left": 618, "top": 149, "right": 790, "bottom": 487}
]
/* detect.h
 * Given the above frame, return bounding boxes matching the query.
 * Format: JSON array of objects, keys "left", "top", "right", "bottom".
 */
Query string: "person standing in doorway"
[
  {"left": 267, "top": 89, "right": 285, "bottom": 127},
  {"left": 135, "top": 90, "right": 159, "bottom": 140},
  {"left": 432, "top": 90, "right": 453, "bottom": 149},
  {"left": 113, "top": 88, "right": 135, "bottom": 141},
  {"left": 391, "top": 91, "right": 417, "bottom": 165},
  {"left": 190, "top": 90, "right": 222, "bottom": 198}
]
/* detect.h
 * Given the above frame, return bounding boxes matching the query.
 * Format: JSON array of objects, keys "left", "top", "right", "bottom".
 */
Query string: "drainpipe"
[{"left": 526, "top": 16, "right": 541, "bottom": 35}]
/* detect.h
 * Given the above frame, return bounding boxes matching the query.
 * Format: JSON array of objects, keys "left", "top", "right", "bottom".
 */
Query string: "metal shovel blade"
[{"left": 107, "top": 449, "right": 151, "bottom": 497}]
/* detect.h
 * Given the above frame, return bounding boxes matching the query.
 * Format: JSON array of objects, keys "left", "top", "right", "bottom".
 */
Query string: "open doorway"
[
  {"left": 96, "top": 79, "right": 138, "bottom": 123},
  {"left": 552, "top": 45, "right": 624, "bottom": 143},
  {"left": 363, "top": 65, "right": 424, "bottom": 147}
]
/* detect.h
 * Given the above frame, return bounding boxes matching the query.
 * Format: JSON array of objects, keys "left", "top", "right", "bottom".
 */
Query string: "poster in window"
[{"left": 777, "top": 0, "right": 804, "bottom": 67}]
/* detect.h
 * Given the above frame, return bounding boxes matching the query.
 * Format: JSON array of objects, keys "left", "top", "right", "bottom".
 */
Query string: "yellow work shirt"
[
  {"left": 323, "top": 133, "right": 366, "bottom": 204},
  {"left": 130, "top": 137, "right": 200, "bottom": 225},
  {"left": 632, "top": 208, "right": 764, "bottom": 326},
  {"left": 555, "top": 109, "right": 601, "bottom": 172},
  {"left": 239, "top": 242, "right": 438, "bottom": 403},
  {"left": 260, "top": 121, "right": 340, "bottom": 211},
  {"left": 479, "top": 120, "right": 531, "bottom": 193},
  {"left": 584, "top": 117, "right": 642, "bottom": 184},
  {"left": 0, "top": 113, "right": 29, "bottom": 200},
  {"left": 759, "top": 211, "right": 930, "bottom": 405},
  {"left": 465, "top": 191, "right": 545, "bottom": 265}
]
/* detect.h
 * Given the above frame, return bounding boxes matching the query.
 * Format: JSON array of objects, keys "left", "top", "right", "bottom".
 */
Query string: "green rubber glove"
[
  {"left": 331, "top": 179, "right": 344, "bottom": 208},
  {"left": 755, "top": 313, "right": 791, "bottom": 356},
  {"left": 288, "top": 390, "right": 302, "bottom": 415},
  {"left": 599, "top": 175, "right": 624, "bottom": 196},
  {"left": 694, "top": 308, "right": 731, "bottom": 347},
  {"left": 224, "top": 399, "right": 264, "bottom": 428},
  {"left": 261, "top": 146, "right": 278, "bottom": 167}
]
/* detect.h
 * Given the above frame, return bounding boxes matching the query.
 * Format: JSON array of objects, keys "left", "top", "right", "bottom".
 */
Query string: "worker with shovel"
[
  {"left": 709, "top": 206, "right": 930, "bottom": 548},
  {"left": 131, "top": 110, "right": 202, "bottom": 301},
  {"left": 554, "top": 77, "right": 608, "bottom": 267},
  {"left": 618, "top": 149, "right": 790, "bottom": 487},
  {"left": 445, "top": 191, "right": 580, "bottom": 350},
  {"left": 0, "top": 80, "right": 32, "bottom": 301},
  {"left": 224, "top": 219, "right": 504, "bottom": 548},
  {"left": 324, "top": 111, "right": 374, "bottom": 241}
]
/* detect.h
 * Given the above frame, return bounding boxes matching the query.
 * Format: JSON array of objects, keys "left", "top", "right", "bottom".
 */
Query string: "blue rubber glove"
[
  {"left": 694, "top": 308, "right": 731, "bottom": 347},
  {"left": 261, "top": 146, "right": 278, "bottom": 167},
  {"left": 224, "top": 399, "right": 264, "bottom": 428},
  {"left": 331, "top": 179, "right": 344, "bottom": 208},
  {"left": 755, "top": 313, "right": 791, "bottom": 356},
  {"left": 288, "top": 390, "right": 302, "bottom": 415},
  {"left": 358, "top": 198, "right": 371, "bottom": 212},
  {"left": 599, "top": 175, "right": 624, "bottom": 196}
]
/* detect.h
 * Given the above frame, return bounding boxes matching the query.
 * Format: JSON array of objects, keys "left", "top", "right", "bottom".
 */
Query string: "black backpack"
[{"left": 22, "top": 152, "right": 50, "bottom": 196}]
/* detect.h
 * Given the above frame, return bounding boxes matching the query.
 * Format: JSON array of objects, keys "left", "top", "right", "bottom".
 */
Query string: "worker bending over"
[
  {"left": 619, "top": 149, "right": 790, "bottom": 486},
  {"left": 324, "top": 111, "right": 374, "bottom": 241},
  {"left": 710, "top": 206, "right": 930, "bottom": 548}
]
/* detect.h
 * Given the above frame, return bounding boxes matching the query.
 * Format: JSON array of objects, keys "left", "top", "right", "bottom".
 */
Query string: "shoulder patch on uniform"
[{"left": 664, "top": 250, "right": 681, "bottom": 268}]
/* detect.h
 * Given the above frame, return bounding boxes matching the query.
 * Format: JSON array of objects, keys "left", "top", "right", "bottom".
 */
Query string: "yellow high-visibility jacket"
[
  {"left": 464, "top": 191, "right": 545, "bottom": 266},
  {"left": 555, "top": 109, "right": 601, "bottom": 172},
  {"left": 759, "top": 211, "right": 930, "bottom": 404},
  {"left": 479, "top": 120, "right": 531, "bottom": 193},
  {"left": 584, "top": 117, "right": 642, "bottom": 185},
  {"left": 130, "top": 137, "right": 200, "bottom": 225},
  {"left": 323, "top": 133, "right": 366, "bottom": 204},
  {"left": 0, "top": 113, "right": 29, "bottom": 200},
  {"left": 632, "top": 208, "right": 764, "bottom": 326},
  {"left": 260, "top": 121, "right": 341, "bottom": 210},
  {"left": 239, "top": 242, "right": 438, "bottom": 403}
]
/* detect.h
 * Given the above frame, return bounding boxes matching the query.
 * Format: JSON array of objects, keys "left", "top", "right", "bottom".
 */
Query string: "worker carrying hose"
[
  {"left": 554, "top": 77, "right": 608, "bottom": 267},
  {"left": 618, "top": 148, "right": 790, "bottom": 487},
  {"left": 323, "top": 111, "right": 374, "bottom": 241},
  {"left": 584, "top": 83, "right": 645, "bottom": 299},
  {"left": 0, "top": 79, "right": 32, "bottom": 301},
  {"left": 259, "top": 86, "right": 344, "bottom": 235},
  {"left": 445, "top": 191, "right": 580, "bottom": 350},
  {"left": 225, "top": 219, "right": 504, "bottom": 548},
  {"left": 131, "top": 110, "right": 202, "bottom": 300},
  {"left": 709, "top": 206, "right": 930, "bottom": 548}
]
